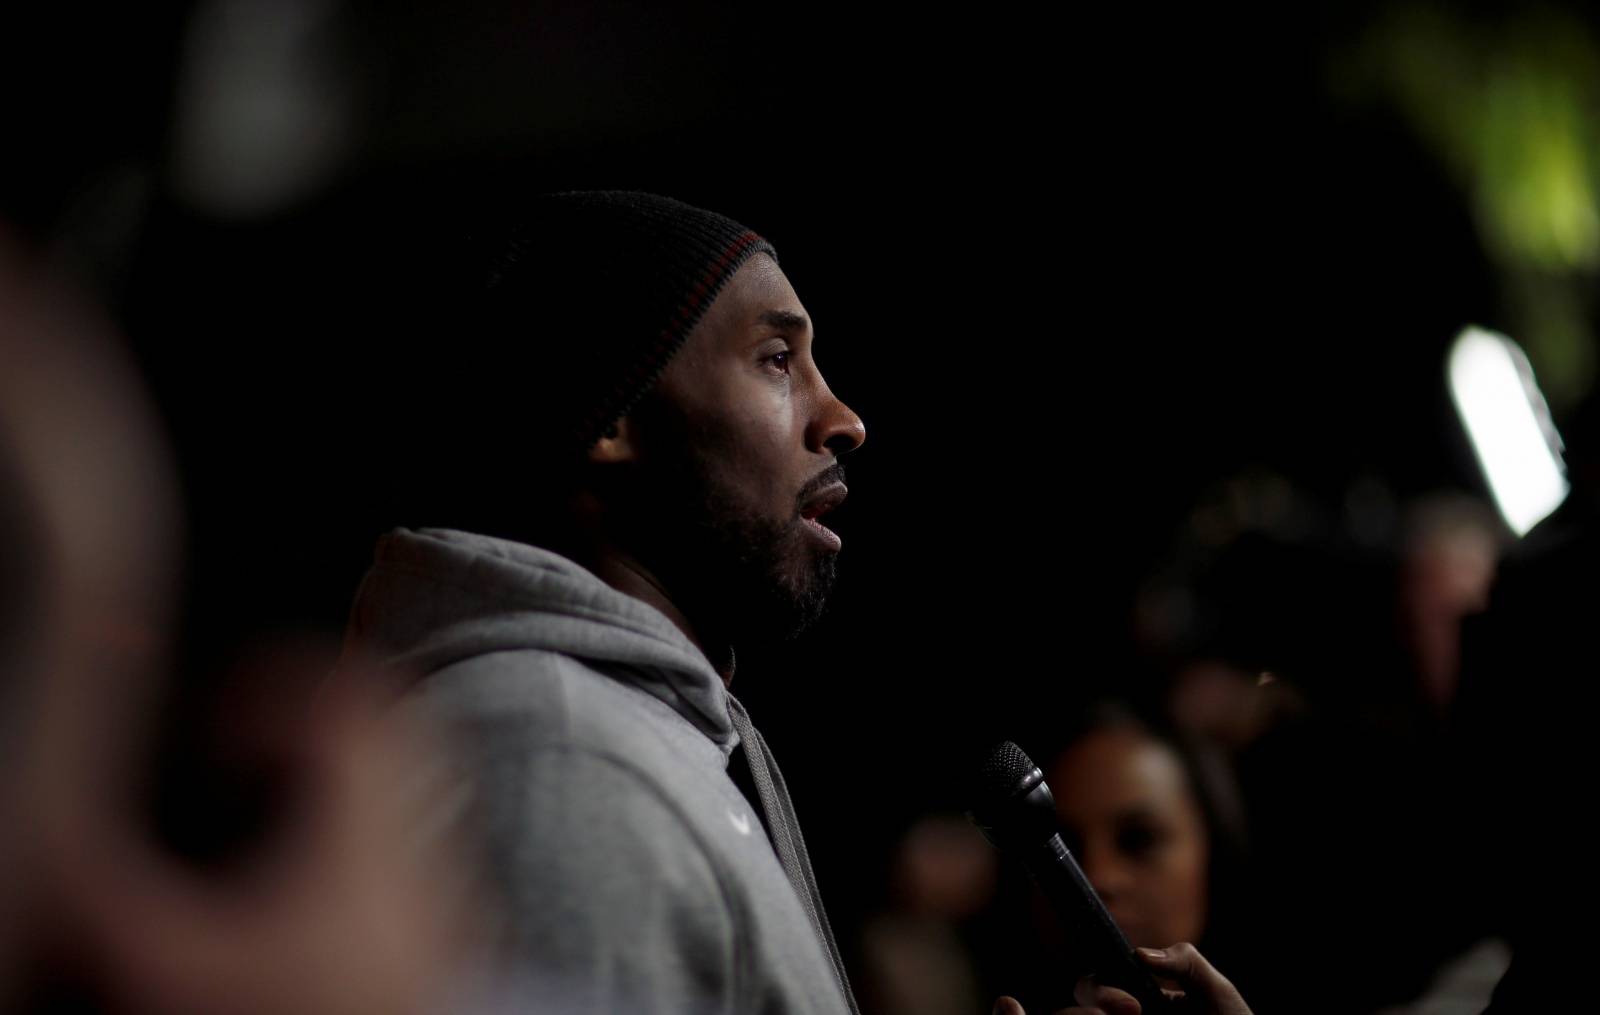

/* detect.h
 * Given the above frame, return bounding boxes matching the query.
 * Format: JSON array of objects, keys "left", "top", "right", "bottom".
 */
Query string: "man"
[
  {"left": 342, "top": 192, "right": 1251, "bottom": 1015},
  {"left": 341, "top": 192, "right": 865, "bottom": 1013}
]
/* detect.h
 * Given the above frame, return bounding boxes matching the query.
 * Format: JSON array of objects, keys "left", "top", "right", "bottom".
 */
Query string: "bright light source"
[{"left": 1447, "top": 326, "right": 1568, "bottom": 536}]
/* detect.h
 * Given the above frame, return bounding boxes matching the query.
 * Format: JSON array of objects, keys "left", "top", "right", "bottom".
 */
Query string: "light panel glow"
[{"left": 1447, "top": 326, "right": 1568, "bottom": 536}]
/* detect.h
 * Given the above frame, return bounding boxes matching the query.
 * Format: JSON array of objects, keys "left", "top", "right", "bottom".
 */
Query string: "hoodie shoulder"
[
  {"left": 407, "top": 647, "right": 734, "bottom": 777},
  {"left": 342, "top": 528, "right": 736, "bottom": 753}
]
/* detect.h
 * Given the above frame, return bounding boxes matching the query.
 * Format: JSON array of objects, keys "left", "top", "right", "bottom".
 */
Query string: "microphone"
[{"left": 967, "top": 741, "right": 1174, "bottom": 1012}]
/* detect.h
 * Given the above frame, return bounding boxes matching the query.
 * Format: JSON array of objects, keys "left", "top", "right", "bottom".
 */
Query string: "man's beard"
[
  {"left": 649, "top": 457, "right": 837, "bottom": 648},
  {"left": 622, "top": 407, "right": 838, "bottom": 649}
]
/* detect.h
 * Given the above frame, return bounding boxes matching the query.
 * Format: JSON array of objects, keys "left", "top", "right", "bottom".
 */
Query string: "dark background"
[{"left": 7, "top": 2, "right": 1593, "bottom": 1010}]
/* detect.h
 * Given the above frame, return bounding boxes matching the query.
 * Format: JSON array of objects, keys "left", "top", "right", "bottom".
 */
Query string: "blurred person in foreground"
[
  {"left": 857, "top": 815, "right": 998, "bottom": 1015},
  {"left": 0, "top": 226, "right": 470, "bottom": 1013},
  {"left": 337, "top": 191, "right": 1251, "bottom": 1015},
  {"left": 1454, "top": 393, "right": 1600, "bottom": 1014}
]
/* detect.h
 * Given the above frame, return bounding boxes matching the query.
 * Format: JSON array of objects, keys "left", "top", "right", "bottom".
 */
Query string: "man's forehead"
[{"left": 701, "top": 254, "right": 810, "bottom": 340}]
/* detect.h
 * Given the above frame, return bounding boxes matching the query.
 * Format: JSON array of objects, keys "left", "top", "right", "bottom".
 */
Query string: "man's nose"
[{"left": 808, "top": 385, "right": 865, "bottom": 456}]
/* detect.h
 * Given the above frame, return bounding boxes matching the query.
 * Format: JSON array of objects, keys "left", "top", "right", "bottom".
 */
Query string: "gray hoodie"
[{"left": 342, "top": 528, "right": 857, "bottom": 1015}]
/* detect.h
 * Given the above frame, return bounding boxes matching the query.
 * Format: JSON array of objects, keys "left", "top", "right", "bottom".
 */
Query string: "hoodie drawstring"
[{"left": 725, "top": 694, "right": 860, "bottom": 1015}]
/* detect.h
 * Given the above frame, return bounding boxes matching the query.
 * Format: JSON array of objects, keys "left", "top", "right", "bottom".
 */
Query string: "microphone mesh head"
[{"left": 975, "top": 740, "right": 1038, "bottom": 804}]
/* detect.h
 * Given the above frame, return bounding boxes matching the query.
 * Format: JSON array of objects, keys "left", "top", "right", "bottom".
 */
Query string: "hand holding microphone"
[
  {"left": 989, "top": 942, "right": 1250, "bottom": 1014},
  {"left": 969, "top": 742, "right": 1251, "bottom": 1015}
]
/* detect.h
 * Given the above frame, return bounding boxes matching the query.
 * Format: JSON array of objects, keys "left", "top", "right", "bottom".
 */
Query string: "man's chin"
[
  {"left": 709, "top": 550, "right": 832, "bottom": 648},
  {"left": 641, "top": 495, "right": 837, "bottom": 646},
  {"left": 769, "top": 551, "right": 837, "bottom": 641}
]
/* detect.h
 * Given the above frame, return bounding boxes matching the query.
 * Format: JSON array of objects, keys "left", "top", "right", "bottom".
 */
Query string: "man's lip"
[
  {"left": 799, "top": 482, "right": 848, "bottom": 520},
  {"left": 802, "top": 514, "right": 843, "bottom": 552}
]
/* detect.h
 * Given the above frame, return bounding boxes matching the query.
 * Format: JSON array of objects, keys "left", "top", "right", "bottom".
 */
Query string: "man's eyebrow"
[{"left": 756, "top": 309, "right": 810, "bottom": 333}]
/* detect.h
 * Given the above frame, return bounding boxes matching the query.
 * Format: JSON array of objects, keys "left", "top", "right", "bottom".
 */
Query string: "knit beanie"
[{"left": 479, "top": 191, "right": 778, "bottom": 453}]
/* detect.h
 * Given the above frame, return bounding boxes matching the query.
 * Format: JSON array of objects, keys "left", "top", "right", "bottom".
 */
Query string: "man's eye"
[{"left": 767, "top": 350, "right": 791, "bottom": 373}]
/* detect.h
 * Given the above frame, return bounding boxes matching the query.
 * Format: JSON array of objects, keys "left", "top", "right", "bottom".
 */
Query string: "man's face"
[{"left": 622, "top": 253, "right": 865, "bottom": 645}]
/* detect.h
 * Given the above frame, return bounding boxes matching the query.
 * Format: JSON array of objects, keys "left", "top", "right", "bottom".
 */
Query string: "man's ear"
[{"left": 587, "top": 416, "right": 638, "bottom": 465}]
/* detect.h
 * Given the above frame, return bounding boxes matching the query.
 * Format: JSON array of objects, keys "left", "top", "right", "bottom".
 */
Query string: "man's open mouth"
[{"left": 799, "top": 483, "right": 847, "bottom": 550}]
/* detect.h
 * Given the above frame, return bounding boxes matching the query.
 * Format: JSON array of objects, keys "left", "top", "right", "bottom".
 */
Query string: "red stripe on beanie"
[{"left": 669, "top": 230, "right": 761, "bottom": 329}]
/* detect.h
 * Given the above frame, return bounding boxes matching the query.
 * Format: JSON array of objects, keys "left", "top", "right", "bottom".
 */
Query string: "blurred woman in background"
[{"left": 1044, "top": 704, "right": 1257, "bottom": 1001}]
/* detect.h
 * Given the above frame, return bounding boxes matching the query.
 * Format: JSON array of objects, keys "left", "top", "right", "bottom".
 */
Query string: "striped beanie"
[{"left": 480, "top": 191, "right": 777, "bottom": 453}]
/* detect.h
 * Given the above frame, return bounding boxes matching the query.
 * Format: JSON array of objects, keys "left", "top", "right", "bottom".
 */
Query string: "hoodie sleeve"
[{"left": 466, "top": 741, "right": 745, "bottom": 1015}]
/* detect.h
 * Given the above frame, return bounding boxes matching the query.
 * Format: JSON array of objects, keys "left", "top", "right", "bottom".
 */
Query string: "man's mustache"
[{"left": 798, "top": 462, "right": 847, "bottom": 508}]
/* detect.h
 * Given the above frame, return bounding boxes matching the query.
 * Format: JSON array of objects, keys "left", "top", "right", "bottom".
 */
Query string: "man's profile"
[{"left": 340, "top": 191, "right": 865, "bottom": 1012}]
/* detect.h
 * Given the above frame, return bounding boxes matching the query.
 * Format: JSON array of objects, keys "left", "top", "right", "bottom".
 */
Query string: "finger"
[
  {"left": 992, "top": 996, "right": 1027, "bottom": 1015},
  {"left": 1137, "top": 942, "right": 1221, "bottom": 987},
  {"left": 1137, "top": 943, "right": 1250, "bottom": 1013},
  {"left": 1073, "top": 977, "right": 1141, "bottom": 1015}
]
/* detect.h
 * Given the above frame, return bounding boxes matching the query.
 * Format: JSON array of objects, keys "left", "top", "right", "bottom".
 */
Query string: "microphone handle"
[{"left": 1023, "top": 833, "right": 1176, "bottom": 1012}]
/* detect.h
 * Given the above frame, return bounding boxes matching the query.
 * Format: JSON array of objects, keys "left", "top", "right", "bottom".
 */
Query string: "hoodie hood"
[{"left": 342, "top": 527, "right": 736, "bottom": 752}]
